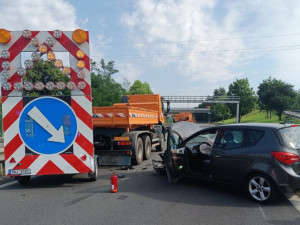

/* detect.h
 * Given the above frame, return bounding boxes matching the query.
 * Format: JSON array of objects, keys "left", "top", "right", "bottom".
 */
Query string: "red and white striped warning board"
[{"left": 0, "top": 29, "right": 94, "bottom": 176}]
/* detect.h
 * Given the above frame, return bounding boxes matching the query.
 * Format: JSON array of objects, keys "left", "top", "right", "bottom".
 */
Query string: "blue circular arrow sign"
[{"left": 19, "top": 97, "right": 78, "bottom": 154}]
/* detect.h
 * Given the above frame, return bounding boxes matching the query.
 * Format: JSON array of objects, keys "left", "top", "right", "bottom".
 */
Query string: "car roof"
[
  {"left": 219, "top": 123, "right": 287, "bottom": 129},
  {"left": 170, "top": 122, "right": 295, "bottom": 141}
]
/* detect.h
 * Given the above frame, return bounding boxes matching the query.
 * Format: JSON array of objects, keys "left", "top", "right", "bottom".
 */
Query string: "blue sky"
[{"left": 2, "top": 0, "right": 300, "bottom": 97}]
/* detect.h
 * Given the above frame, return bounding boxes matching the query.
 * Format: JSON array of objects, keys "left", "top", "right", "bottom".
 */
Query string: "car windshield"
[{"left": 276, "top": 126, "right": 300, "bottom": 150}]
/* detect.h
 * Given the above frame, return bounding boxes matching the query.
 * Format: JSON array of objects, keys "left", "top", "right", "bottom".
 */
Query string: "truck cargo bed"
[{"left": 92, "top": 103, "right": 159, "bottom": 128}]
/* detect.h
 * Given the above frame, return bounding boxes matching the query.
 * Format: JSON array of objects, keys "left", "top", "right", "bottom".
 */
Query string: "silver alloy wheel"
[{"left": 248, "top": 176, "right": 271, "bottom": 202}]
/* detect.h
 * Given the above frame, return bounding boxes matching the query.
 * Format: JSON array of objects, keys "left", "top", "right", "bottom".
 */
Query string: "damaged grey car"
[{"left": 153, "top": 121, "right": 300, "bottom": 203}]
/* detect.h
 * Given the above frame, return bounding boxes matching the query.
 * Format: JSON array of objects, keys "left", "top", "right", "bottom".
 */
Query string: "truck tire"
[
  {"left": 142, "top": 135, "right": 151, "bottom": 160},
  {"left": 156, "top": 133, "right": 165, "bottom": 152},
  {"left": 133, "top": 137, "right": 144, "bottom": 165}
]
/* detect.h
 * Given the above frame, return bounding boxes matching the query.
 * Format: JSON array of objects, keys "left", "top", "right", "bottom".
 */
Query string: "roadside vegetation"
[{"left": 217, "top": 110, "right": 299, "bottom": 124}]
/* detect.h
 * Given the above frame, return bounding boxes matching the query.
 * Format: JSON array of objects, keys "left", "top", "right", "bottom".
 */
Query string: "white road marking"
[
  {"left": 285, "top": 193, "right": 300, "bottom": 213},
  {"left": 258, "top": 204, "right": 268, "bottom": 220},
  {"left": 0, "top": 181, "right": 18, "bottom": 189}
]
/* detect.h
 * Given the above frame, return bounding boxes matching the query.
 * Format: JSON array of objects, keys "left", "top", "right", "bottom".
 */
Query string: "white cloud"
[
  {"left": 228, "top": 0, "right": 300, "bottom": 88},
  {"left": 121, "top": 0, "right": 247, "bottom": 83},
  {"left": 0, "top": 0, "right": 78, "bottom": 30},
  {"left": 120, "top": 0, "right": 300, "bottom": 91},
  {"left": 114, "top": 63, "right": 142, "bottom": 84}
]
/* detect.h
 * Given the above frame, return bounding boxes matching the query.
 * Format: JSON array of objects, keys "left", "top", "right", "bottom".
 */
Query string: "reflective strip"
[{"left": 114, "top": 137, "right": 130, "bottom": 141}]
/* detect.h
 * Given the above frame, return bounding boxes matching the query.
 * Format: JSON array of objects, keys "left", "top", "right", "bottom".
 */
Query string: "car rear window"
[
  {"left": 244, "top": 129, "right": 265, "bottom": 146},
  {"left": 276, "top": 126, "right": 300, "bottom": 150}
]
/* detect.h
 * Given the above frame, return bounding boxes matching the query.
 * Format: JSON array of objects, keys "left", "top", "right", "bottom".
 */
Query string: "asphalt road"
[{"left": 0, "top": 151, "right": 300, "bottom": 225}]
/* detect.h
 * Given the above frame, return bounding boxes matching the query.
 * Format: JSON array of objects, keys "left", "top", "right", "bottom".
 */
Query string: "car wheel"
[
  {"left": 246, "top": 173, "right": 276, "bottom": 203},
  {"left": 133, "top": 137, "right": 144, "bottom": 165},
  {"left": 142, "top": 135, "right": 151, "bottom": 160}
]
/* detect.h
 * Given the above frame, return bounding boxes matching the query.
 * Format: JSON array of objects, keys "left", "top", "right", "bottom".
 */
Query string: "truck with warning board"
[
  {"left": 93, "top": 94, "right": 166, "bottom": 165},
  {"left": 0, "top": 28, "right": 97, "bottom": 184}
]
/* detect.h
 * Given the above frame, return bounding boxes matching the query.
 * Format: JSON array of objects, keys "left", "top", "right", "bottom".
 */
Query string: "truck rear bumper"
[{"left": 97, "top": 150, "right": 132, "bottom": 166}]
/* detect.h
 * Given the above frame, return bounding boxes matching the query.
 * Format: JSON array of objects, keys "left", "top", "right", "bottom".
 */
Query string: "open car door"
[{"left": 164, "top": 128, "right": 188, "bottom": 183}]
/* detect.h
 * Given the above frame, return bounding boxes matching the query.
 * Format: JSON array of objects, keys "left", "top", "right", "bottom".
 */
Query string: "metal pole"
[{"left": 236, "top": 103, "right": 240, "bottom": 123}]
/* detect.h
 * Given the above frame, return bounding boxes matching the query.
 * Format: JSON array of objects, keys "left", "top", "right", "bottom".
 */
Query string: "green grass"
[{"left": 218, "top": 110, "right": 299, "bottom": 124}]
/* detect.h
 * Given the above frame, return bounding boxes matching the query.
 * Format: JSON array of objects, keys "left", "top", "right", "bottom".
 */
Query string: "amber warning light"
[
  {"left": 0, "top": 29, "right": 11, "bottom": 44},
  {"left": 1, "top": 29, "right": 90, "bottom": 93}
]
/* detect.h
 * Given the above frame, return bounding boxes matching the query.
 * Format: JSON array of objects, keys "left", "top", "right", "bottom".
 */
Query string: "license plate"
[{"left": 8, "top": 169, "right": 31, "bottom": 175}]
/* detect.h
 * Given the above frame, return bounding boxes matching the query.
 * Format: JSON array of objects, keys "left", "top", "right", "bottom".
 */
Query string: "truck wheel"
[
  {"left": 142, "top": 135, "right": 151, "bottom": 160},
  {"left": 133, "top": 137, "right": 144, "bottom": 165},
  {"left": 89, "top": 156, "right": 98, "bottom": 181},
  {"left": 16, "top": 176, "right": 30, "bottom": 185},
  {"left": 156, "top": 133, "right": 165, "bottom": 152}
]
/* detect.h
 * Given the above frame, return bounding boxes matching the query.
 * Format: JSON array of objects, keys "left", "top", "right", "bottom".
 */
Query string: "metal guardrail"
[
  {"left": 163, "top": 96, "right": 240, "bottom": 104},
  {"left": 284, "top": 111, "right": 300, "bottom": 119}
]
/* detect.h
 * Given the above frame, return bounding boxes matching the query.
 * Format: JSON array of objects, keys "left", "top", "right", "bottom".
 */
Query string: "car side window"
[
  {"left": 243, "top": 129, "right": 265, "bottom": 146},
  {"left": 216, "top": 130, "right": 243, "bottom": 149}
]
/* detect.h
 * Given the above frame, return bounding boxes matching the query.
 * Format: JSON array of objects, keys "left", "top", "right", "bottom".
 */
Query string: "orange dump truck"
[
  {"left": 92, "top": 94, "right": 166, "bottom": 165},
  {"left": 174, "top": 112, "right": 194, "bottom": 122}
]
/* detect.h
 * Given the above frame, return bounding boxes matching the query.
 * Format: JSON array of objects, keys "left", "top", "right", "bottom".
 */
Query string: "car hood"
[{"left": 169, "top": 121, "right": 210, "bottom": 141}]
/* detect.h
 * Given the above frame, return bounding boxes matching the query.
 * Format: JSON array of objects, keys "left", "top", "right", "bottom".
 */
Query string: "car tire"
[
  {"left": 133, "top": 137, "right": 144, "bottom": 165},
  {"left": 246, "top": 173, "right": 277, "bottom": 203},
  {"left": 16, "top": 176, "right": 30, "bottom": 185},
  {"left": 156, "top": 133, "right": 165, "bottom": 152},
  {"left": 142, "top": 135, "right": 151, "bottom": 160}
]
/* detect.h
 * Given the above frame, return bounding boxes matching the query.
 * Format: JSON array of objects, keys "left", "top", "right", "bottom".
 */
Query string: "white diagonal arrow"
[{"left": 27, "top": 106, "right": 65, "bottom": 143}]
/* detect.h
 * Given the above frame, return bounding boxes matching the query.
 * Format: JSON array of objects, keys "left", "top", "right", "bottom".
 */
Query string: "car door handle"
[{"left": 214, "top": 155, "right": 222, "bottom": 158}]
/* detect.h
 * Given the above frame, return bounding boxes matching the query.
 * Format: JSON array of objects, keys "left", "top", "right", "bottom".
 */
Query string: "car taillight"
[{"left": 271, "top": 151, "right": 299, "bottom": 165}]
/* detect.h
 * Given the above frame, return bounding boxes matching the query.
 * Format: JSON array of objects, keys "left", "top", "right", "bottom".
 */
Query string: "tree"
[
  {"left": 127, "top": 80, "right": 153, "bottom": 95},
  {"left": 257, "top": 77, "right": 273, "bottom": 119},
  {"left": 23, "top": 59, "right": 70, "bottom": 96},
  {"left": 213, "top": 87, "right": 226, "bottom": 96},
  {"left": 91, "top": 59, "right": 118, "bottom": 76},
  {"left": 212, "top": 102, "right": 232, "bottom": 122},
  {"left": 91, "top": 59, "right": 126, "bottom": 106},
  {"left": 227, "top": 78, "right": 256, "bottom": 122},
  {"left": 257, "top": 77, "right": 297, "bottom": 120},
  {"left": 122, "top": 78, "right": 131, "bottom": 92},
  {"left": 206, "top": 87, "right": 231, "bottom": 122},
  {"left": 292, "top": 91, "right": 300, "bottom": 109}
]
